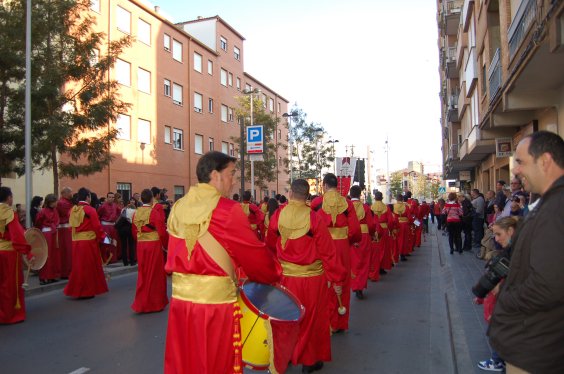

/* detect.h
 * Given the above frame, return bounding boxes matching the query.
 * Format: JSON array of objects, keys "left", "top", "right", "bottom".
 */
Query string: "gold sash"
[
  {"left": 280, "top": 259, "right": 324, "bottom": 277},
  {"left": 380, "top": 223, "right": 388, "bottom": 229},
  {"left": 360, "top": 224, "right": 369, "bottom": 234},
  {"left": 398, "top": 217, "right": 409, "bottom": 223},
  {"left": 138, "top": 231, "right": 159, "bottom": 241},
  {"left": 328, "top": 226, "right": 348, "bottom": 240},
  {"left": 0, "top": 240, "right": 13, "bottom": 251},
  {"left": 172, "top": 272, "right": 237, "bottom": 304},
  {"left": 72, "top": 230, "right": 96, "bottom": 241}
]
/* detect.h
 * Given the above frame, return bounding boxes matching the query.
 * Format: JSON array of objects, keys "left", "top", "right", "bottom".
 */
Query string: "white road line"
[{"left": 68, "top": 368, "right": 90, "bottom": 374}]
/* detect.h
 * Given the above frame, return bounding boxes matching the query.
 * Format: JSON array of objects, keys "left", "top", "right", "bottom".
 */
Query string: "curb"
[{"left": 24, "top": 265, "right": 139, "bottom": 297}]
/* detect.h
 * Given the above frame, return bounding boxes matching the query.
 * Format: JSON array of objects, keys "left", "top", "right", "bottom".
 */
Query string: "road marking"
[{"left": 68, "top": 368, "right": 90, "bottom": 374}]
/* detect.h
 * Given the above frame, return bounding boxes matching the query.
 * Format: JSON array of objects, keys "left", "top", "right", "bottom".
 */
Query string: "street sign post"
[
  {"left": 438, "top": 186, "right": 446, "bottom": 194},
  {"left": 246, "top": 125, "right": 264, "bottom": 154}
]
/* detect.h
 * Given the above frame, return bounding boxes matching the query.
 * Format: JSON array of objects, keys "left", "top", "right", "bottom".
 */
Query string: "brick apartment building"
[
  {"left": 437, "top": 0, "right": 564, "bottom": 192},
  {"left": 1, "top": 0, "right": 289, "bottom": 204}
]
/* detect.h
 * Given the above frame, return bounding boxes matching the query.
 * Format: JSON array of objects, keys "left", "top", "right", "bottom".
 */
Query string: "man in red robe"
[
  {"left": 0, "top": 187, "right": 33, "bottom": 324},
  {"left": 349, "top": 185, "right": 377, "bottom": 299},
  {"left": 35, "top": 194, "right": 61, "bottom": 284},
  {"left": 131, "top": 189, "right": 168, "bottom": 313},
  {"left": 311, "top": 173, "right": 361, "bottom": 332},
  {"left": 64, "top": 187, "right": 108, "bottom": 299},
  {"left": 393, "top": 194, "right": 413, "bottom": 262},
  {"left": 240, "top": 190, "right": 265, "bottom": 240},
  {"left": 266, "top": 179, "right": 345, "bottom": 373},
  {"left": 56, "top": 187, "right": 74, "bottom": 278},
  {"left": 369, "top": 192, "right": 395, "bottom": 280},
  {"left": 410, "top": 199, "right": 423, "bottom": 248},
  {"left": 97, "top": 191, "right": 120, "bottom": 263},
  {"left": 164, "top": 151, "right": 281, "bottom": 374}
]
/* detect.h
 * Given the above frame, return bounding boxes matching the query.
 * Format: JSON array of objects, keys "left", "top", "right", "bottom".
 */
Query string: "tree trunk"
[{"left": 51, "top": 145, "right": 59, "bottom": 196}]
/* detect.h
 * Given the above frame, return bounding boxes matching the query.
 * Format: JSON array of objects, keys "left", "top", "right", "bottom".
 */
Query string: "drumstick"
[{"left": 22, "top": 262, "right": 32, "bottom": 289}]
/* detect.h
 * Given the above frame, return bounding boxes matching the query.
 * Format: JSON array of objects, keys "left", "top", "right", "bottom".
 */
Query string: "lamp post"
[
  {"left": 282, "top": 111, "right": 298, "bottom": 184},
  {"left": 315, "top": 128, "right": 324, "bottom": 194},
  {"left": 385, "top": 137, "right": 391, "bottom": 203},
  {"left": 243, "top": 88, "right": 260, "bottom": 201},
  {"left": 327, "top": 139, "right": 339, "bottom": 174}
]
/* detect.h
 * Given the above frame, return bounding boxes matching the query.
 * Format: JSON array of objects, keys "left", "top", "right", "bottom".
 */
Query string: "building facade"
[
  {"left": 437, "top": 0, "right": 564, "bottom": 192},
  {"left": 53, "top": 1, "right": 288, "bottom": 202}
]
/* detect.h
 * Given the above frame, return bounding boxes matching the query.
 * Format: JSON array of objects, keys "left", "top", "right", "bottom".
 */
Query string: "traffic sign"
[
  {"left": 438, "top": 186, "right": 446, "bottom": 194},
  {"left": 246, "top": 125, "right": 263, "bottom": 154}
]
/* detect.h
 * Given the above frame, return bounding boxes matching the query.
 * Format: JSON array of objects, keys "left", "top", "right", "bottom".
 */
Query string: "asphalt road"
[{"left": 1, "top": 225, "right": 490, "bottom": 374}]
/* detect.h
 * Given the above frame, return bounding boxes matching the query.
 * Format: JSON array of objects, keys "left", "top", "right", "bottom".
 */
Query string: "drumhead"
[
  {"left": 241, "top": 282, "right": 303, "bottom": 322},
  {"left": 23, "top": 228, "right": 48, "bottom": 270}
]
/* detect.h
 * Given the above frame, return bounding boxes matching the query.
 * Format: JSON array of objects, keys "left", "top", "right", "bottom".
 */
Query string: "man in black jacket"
[{"left": 488, "top": 131, "right": 564, "bottom": 374}]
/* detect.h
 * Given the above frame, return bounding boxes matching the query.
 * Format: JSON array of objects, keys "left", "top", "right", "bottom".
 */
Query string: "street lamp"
[
  {"left": 282, "top": 111, "right": 298, "bottom": 184},
  {"left": 243, "top": 88, "right": 260, "bottom": 200},
  {"left": 327, "top": 139, "right": 339, "bottom": 174},
  {"left": 315, "top": 128, "right": 324, "bottom": 194}
]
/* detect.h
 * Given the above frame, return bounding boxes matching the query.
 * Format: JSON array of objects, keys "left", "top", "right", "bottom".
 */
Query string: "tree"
[
  {"left": 429, "top": 179, "right": 440, "bottom": 200},
  {"left": 233, "top": 94, "right": 286, "bottom": 191},
  {"left": 390, "top": 171, "right": 403, "bottom": 199},
  {"left": 288, "top": 107, "right": 333, "bottom": 181},
  {"left": 2, "top": 0, "right": 131, "bottom": 194}
]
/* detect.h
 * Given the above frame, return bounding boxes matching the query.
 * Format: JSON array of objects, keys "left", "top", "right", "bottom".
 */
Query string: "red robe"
[
  {"left": 370, "top": 203, "right": 395, "bottom": 277},
  {"left": 266, "top": 201, "right": 346, "bottom": 367},
  {"left": 131, "top": 204, "right": 169, "bottom": 313},
  {"left": 164, "top": 196, "right": 281, "bottom": 374},
  {"left": 240, "top": 201, "right": 265, "bottom": 240},
  {"left": 0, "top": 205, "right": 32, "bottom": 324},
  {"left": 97, "top": 202, "right": 120, "bottom": 263},
  {"left": 35, "top": 207, "right": 61, "bottom": 281},
  {"left": 350, "top": 200, "right": 376, "bottom": 291},
  {"left": 393, "top": 202, "right": 413, "bottom": 258},
  {"left": 310, "top": 193, "right": 361, "bottom": 331},
  {"left": 64, "top": 202, "right": 108, "bottom": 298},
  {"left": 56, "top": 197, "right": 73, "bottom": 278}
]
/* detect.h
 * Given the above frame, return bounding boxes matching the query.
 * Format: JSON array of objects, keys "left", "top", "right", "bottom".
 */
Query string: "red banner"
[{"left": 337, "top": 176, "right": 351, "bottom": 197}]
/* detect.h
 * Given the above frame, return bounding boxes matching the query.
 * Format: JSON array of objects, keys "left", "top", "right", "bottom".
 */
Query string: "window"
[
  {"left": 208, "top": 98, "right": 213, "bottom": 113},
  {"left": 278, "top": 102, "right": 281, "bottom": 113},
  {"left": 164, "top": 79, "right": 171, "bottom": 96},
  {"left": 116, "top": 114, "right": 131, "bottom": 140},
  {"left": 236, "top": 77, "right": 241, "bottom": 91},
  {"left": 116, "top": 6, "right": 131, "bottom": 34},
  {"left": 89, "top": 49, "right": 99, "bottom": 66},
  {"left": 195, "top": 134, "right": 203, "bottom": 154},
  {"left": 193, "top": 52, "right": 202, "bottom": 73},
  {"left": 220, "top": 69, "right": 227, "bottom": 86},
  {"left": 221, "top": 105, "right": 228, "bottom": 122},
  {"left": 138, "top": 19, "right": 151, "bottom": 45},
  {"left": 194, "top": 92, "right": 203, "bottom": 113},
  {"left": 228, "top": 73, "right": 233, "bottom": 86},
  {"left": 229, "top": 143, "right": 234, "bottom": 157},
  {"left": 278, "top": 129, "right": 281, "bottom": 140},
  {"left": 245, "top": 83, "right": 252, "bottom": 92},
  {"left": 209, "top": 137, "right": 214, "bottom": 151},
  {"left": 173, "top": 128, "right": 183, "bottom": 150},
  {"left": 163, "top": 34, "right": 171, "bottom": 51},
  {"left": 174, "top": 186, "right": 184, "bottom": 201},
  {"left": 228, "top": 107, "right": 233, "bottom": 122},
  {"left": 164, "top": 126, "right": 171, "bottom": 144},
  {"left": 278, "top": 156, "right": 282, "bottom": 166},
  {"left": 138, "top": 119, "right": 151, "bottom": 144},
  {"left": 222, "top": 141, "right": 228, "bottom": 154},
  {"left": 208, "top": 60, "right": 213, "bottom": 75},
  {"left": 116, "top": 59, "right": 131, "bottom": 86},
  {"left": 173, "top": 39, "right": 182, "bottom": 62},
  {"left": 173, "top": 83, "right": 182, "bottom": 105},
  {"left": 137, "top": 68, "right": 151, "bottom": 94},
  {"left": 220, "top": 36, "right": 227, "bottom": 51},
  {"left": 261, "top": 93, "right": 267, "bottom": 108},
  {"left": 91, "top": 0, "right": 100, "bottom": 12},
  {"left": 269, "top": 98, "right": 274, "bottom": 112},
  {"left": 234, "top": 46, "right": 240, "bottom": 60},
  {"left": 116, "top": 183, "right": 131, "bottom": 202}
]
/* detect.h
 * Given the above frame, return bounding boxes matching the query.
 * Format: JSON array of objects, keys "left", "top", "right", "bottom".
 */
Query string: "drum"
[
  {"left": 238, "top": 281, "right": 304, "bottom": 371},
  {"left": 22, "top": 228, "right": 48, "bottom": 270}
]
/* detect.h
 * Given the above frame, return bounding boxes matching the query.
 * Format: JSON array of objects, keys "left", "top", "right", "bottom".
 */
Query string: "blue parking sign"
[{"left": 247, "top": 125, "right": 263, "bottom": 154}]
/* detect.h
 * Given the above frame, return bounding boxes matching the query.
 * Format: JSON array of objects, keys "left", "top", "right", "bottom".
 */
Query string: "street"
[{"left": 1, "top": 225, "right": 491, "bottom": 374}]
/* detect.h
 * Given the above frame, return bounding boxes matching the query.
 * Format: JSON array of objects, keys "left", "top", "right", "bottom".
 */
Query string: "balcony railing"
[
  {"left": 449, "top": 143, "right": 459, "bottom": 159},
  {"left": 488, "top": 48, "right": 501, "bottom": 103},
  {"left": 445, "top": 0, "right": 463, "bottom": 13},
  {"left": 508, "top": 0, "right": 537, "bottom": 59}
]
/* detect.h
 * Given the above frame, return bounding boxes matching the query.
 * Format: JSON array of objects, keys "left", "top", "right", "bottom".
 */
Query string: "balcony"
[
  {"left": 447, "top": 91, "right": 460, "bottom": 122},
  {"left": 461, "top": 126, "right": 495, "bottom": 161},
  {"left": 444, "top": 0, "right": 463, "bottom": 35},
  {"left": 446, "top": 46, "right": 458, "bottom": 79},
  {"left": 488, "top": 48, "right": 501, "bottom": 103},
  {"left": 449, "top": 143, "right": 459, "bottom": 159},
  {"left": 462, "top": 0, "right": 475, "bottom": 32},
  {"left": 508, "top": 0, "right": 537, "bottom": 60}
]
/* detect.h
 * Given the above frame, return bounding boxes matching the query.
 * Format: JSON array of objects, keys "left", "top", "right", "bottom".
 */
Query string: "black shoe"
[
  {"left": 123, "top": 262, "right": 129, "bottom": 266},
  {"left": 39, "top": 280, "right": 48, "bottom": 285},
  {"left": 355, "top": 290, "right": 364, "bottom": 300},
  {"left": 400, "top": 255, "right": 408, "bottom": 261},
  {"left": 459, "top": 250, "right": 463, "bottom": 254},
  {"left": 379, "top": 269, "right": 387, "bottom": 275},
  {"left": 450, "top": 249, "right": 454, "bottom": 254},
  {"left": 302, "top": 361, "right": 324, "bottom": 373},
  {"left": 130, "top": 262, "right": 137, "bottom": 266}
]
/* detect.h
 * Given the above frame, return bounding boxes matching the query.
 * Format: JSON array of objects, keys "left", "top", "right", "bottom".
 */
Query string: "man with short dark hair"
[
  {"left": 97, "top": 191, "right": 120, "bottom": 263},
  {"left": 494, "top": 180, "right": 507, "bottom": 210},
  {"left": 266, "top": 179, "right": 345, "bottom": 373},
  {"left": 0, "top": 187, "right": 32, "bottom": 324},
  {"left": 164, "top": 151, "right": 280, "bottom": 373},
  {"left": 489, "top": 131, "right": 564, "bottom": 374},
  {"left": 310, "top": 173, "right": 360, "bottom": 332}
]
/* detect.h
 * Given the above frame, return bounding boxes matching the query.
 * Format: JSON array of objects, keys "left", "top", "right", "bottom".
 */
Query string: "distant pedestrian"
[
  {"left": 442, "top": 193, "right": 463, "bottom": 254},
  {"left": 494, "top": 180, "right": 507, "bottom": 210},
  {"left": 429, "top": 200, "right": 436, "bottom": 224},
  {"left": 458, "top": 193, "right": 474, "bottom": 251},
  {"left": 29, "top": 195, "right": 43, "bottom": 226},
  {"left": 471, "top": 189, "right": 485, "bottom": 248}
]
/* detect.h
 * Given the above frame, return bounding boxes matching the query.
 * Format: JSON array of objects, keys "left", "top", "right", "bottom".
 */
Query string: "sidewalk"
[{"left": 24, "top": 262, "right": 138, "bottom": 297}]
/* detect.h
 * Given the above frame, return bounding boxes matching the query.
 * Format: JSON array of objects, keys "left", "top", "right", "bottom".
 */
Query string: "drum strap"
[{"left": 198, "top": 231, "right": 236, "bottom": 283}]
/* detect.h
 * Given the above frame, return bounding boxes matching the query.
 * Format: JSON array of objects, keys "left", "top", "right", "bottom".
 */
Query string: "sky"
[{"left": 153, "top": 0, "right": 443, "bottom": 174}]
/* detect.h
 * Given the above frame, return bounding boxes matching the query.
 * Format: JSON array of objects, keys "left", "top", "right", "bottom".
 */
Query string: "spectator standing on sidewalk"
[
  {"left": 471, "top": 189, "right": 485, "bottom": 248},
  {"left": 459, "top": 193, "right": 474, "bottom": 251},
  {"left": 484, "top": 190, "right": 496, "bottom": 224},
  {"left": 489, "top": 131, "right": 564, "bottom": 374},
  {"left": 500, "top": 178, "right": 527, "bottom": 218},
  {"left": 429, "top": 200, "right": 436, "bottom": 224},
  {"left": 493, "top": 181, "right": 507, "bottom": 210},
  {"left": 442, "top": 193, "right": 463, "bottom": 254}
]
